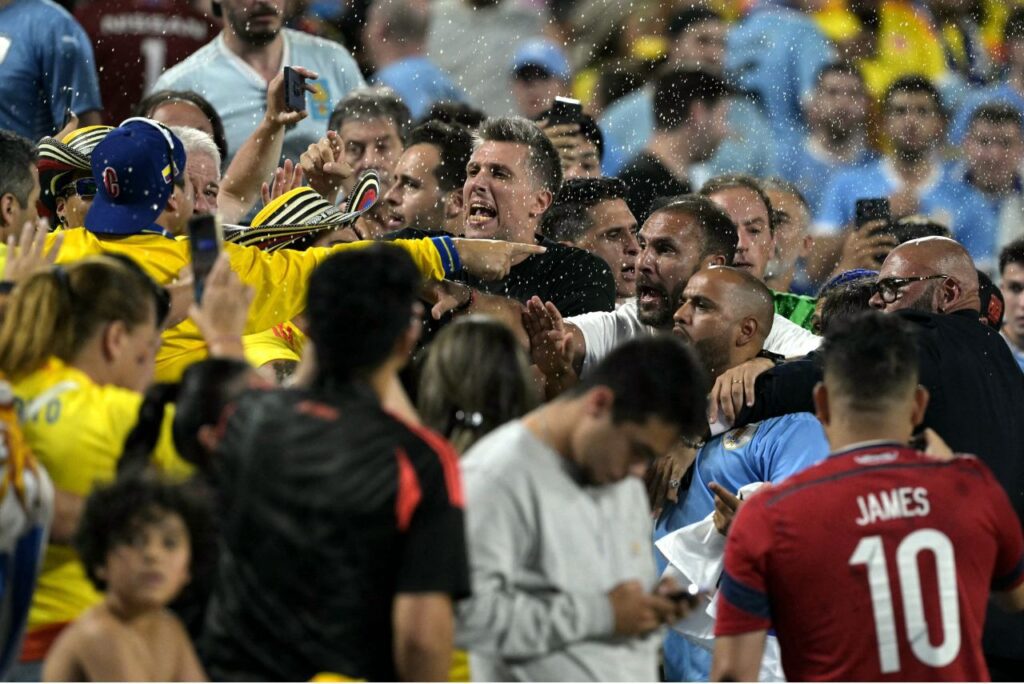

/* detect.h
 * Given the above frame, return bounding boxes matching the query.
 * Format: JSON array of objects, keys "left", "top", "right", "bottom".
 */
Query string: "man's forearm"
[{"left": 219, "top": 117, "right": 285, "bottom": 223}]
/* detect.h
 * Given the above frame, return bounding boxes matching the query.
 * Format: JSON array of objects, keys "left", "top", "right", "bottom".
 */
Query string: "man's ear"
[
  {"left": 812, "top": 381, "right": 830, "bottom": 426},
  {"left": 937, "top": 277, "right": 960, "bottom": 312},
  {"left": 55, "top": 196, "right": 69, "bottom": 226},
  {"left": 0, "top": 192, "right": 16, "bottom": 228},
  {"left": 800, "top": 234, "right": 814, "bottom": 259},
  {"left": 443, "top": 189, "right": 463, "bottom": 220},
  {"left": 528, "top": 188, "right": 553, "bottom": 219},
  {"left": 911, "top": 385, "right": 930, "bottom": 427},
  {"left": 736, "top": 316, "right": 759, "bottom": 348},
  {"left": 583, "top": 385, "right": 614, "bottom": 418},
  {"left": 704, "top": 253, "right": 727, "bottom": 267}
]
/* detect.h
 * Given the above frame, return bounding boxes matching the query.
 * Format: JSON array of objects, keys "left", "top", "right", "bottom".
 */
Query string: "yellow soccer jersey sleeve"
[{"left": 13, "top": 359, "right": 191, "bottom": 630}]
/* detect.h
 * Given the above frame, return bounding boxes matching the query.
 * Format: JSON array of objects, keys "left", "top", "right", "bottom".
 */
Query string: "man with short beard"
[
  {"left": 658, "top": 266, "right": 828, "bottom": 682},
  {"left": 152, "top": 0, "right": 364, "bottom": 164},
  {"left": 816, "top": 77, "right": 992, "bottom": 267},
  {"left": 772, "top": 62, "right": 875, "bottom": 216}
]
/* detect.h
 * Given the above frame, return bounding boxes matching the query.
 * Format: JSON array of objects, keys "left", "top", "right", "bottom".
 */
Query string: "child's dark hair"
[{"left": 75, "top": 475, "right": 215, "bottom": 593}]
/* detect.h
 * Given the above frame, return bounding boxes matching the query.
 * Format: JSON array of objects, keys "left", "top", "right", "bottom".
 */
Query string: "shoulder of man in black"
[
  {"left": 383, "top": 227, "right": 454, "bottom": 241},
  {"left": 455, "top": 235, "right": 617, "bottom": 315}
]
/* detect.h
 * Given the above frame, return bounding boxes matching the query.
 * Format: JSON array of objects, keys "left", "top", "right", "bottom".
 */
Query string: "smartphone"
[
  {"left": 855, "top": 198, "right": 890, "bottom": 229},
  {"left": 188, "top": 214, "right": 223, "bottom": 303},
  {"left": 283, "top": 66, "right": 307, "bottom": 113},
  {"left": 548, "top": 96, "right": 582, "bottom": 126}
]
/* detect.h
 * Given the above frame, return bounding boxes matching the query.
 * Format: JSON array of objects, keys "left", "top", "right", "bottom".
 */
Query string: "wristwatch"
[{"left": 755, "top": 349, "right": 785, "bottom": 365}]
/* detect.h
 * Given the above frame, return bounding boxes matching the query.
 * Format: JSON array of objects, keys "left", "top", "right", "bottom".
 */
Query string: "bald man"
[
  {"left": 869, "top": 237, "right": 982, "bottom": 314},
  {"left": 656, "top": 266, "right": 829, "bottom": 682},
  {"left": 721, "top": 238, "right": 1024, "bottom": 675}
]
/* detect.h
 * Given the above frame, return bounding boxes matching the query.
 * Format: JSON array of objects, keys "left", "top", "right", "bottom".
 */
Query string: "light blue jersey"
[
  {"left": 726, "top": 5, "right": 835, "bottom": 144},
  {"left": 373, "top": 56, "right": 465, "bottom": 121},
  {"left": 654, "top": 412, "right": 829, "bottom": 682},
  {"left": 598, "top": 87, "right": 776, "bottom": 179},
  {"left": 0, "top": 0, "right": 102, "bottom": 140},
  {"left": 151, "top": 29, "right": 364, "bottom": 164},
  {"left": 771, "top": 138, "right": 877, "bottom": 217},
  {"left": 816, "top": 158, "right": 996, "bottom": 267}
]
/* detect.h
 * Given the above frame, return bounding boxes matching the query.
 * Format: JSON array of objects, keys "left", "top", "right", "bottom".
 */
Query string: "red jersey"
[
  {"left": 716, "top": 442, "right": 1024, "bottom": 681},
  {"left": 74, "top": 0, "right": 215, "bottom": 125}
]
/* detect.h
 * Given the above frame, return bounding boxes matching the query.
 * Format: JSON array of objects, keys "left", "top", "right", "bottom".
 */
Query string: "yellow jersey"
[
  {"left": 14, "top": 358, "right": 192, "bottom": 633},
  {"left": 243, "top": 322, "right": 307, "bottom": 369},
  {"left": 48, "top": 228, "right": 449, "bottom": 381}
]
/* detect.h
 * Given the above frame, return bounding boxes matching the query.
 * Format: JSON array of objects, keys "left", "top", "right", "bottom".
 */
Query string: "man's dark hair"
[
  {"left": 888, "top": 215, "right": 953, "bottom": 244},
  {"left": 821, "top": 311, "right": 920, "bottom": 411},
  {"left": 76, "top": 475, "right": 215, "bottom": 592},
  {"left": 815, "top": 277, "right": 876, "bottom": 335},
  {"left": 668, "top": 7, "right": 723, "bottom": 35},
  {"left": 0, "top": 130, "right": 37, "bottom": 208},
  {"left": 406, "top": 121, "right": 474, "bottom": 192},
  {"left": 329, "top": 87, "right": 414, "bottom": 143},
  {"left": 420, "top": 100, "right": 487, "bottom": 130},
  {"left": 653, "top": 69, "right": 730, "bottom": 132},
  {"left": 1000, "top": 237, "right": 1024, "bottom": 275},
  {"left": 541, "top": 177, "right": 629, "bottom": 243},
  {"left": 475, "top": 116, "right": 563, "bottom": 194},
  {"left": 700, "top": 174, "right": 776, "bottom": 236},
  {"left": 373, "top": 0, "right": 429, "bottom": 43},
  {"left": 135, "top": 89, "right": 229, "bottom": 164},
  {"left": 307, "top": 244, "right": 422, "bottom": 387},
  {"left": 1005, "top": 7, "right": 1024, "bottom": 43},
  {"left": 649, "top": 194, "right": 738, "bottom": 263},
  {"left": 569, "top": 335, "right": 708, "bottom": 441},
  {"left": 967, "top": 102, "right": 1024, "bottom": 132},
  {"left": 881, "top": 76, "right": 945, "bottom": 117},
  {"left": 814, "top": 61, "right": 865, "bottom": 88}
]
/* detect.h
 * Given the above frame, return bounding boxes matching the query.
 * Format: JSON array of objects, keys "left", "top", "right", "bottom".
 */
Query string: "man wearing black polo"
[
  {"left": 202, "top": 245, "right": 469, "bottom": 681},
  {"left": 717, "top": 237, "right": 1024, "bottom": 680}
]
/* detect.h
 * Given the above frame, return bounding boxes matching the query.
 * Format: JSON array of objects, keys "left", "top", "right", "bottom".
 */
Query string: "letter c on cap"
[{"left": 102, "top": 167, "right": 120, "bottom": 198}]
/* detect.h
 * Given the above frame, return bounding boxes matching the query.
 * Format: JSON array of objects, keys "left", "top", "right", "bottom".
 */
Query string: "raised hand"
[
  {"left": 265, "top": 66, "right": 318, "bottom": 128},
  {"left": 299, "top": 131, "right": 352, "bottom": 204},
  {"left": 3, "top": 219, "right": 63, "bottom": 284}
]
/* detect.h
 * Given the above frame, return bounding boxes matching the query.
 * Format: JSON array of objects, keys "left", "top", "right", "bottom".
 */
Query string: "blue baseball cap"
[
  {"left": 511, "top": 39, "right": 571, "bottom": 81},
  {"left": 85, "top": 118, "right": 186, "bottom": 236}
]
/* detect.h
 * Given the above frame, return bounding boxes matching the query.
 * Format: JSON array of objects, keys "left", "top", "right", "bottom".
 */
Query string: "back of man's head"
[
  {"left": 653, "top": 69, "right": 729, "bottom": 132},
  {"left": 372, "top": 0, "right": 430, "bottom": 45},
  {"left": 571, "top": 335, "right": 708, "bottom": 442},
  {"left": 0, "top": 130, "right": 37, "bottom": 226},
  {"left": 541, "top": 177, "right": 628, "bottom": 242},
  {"left": 307, "top": 244, "right": 422, "bottom": 387},
  {"left": 821, "top": 311, "right": 920, "bottom": 413},
  {"left": 407, "top": 121, "right": 474, "bottom": 192},
  {"left": 710, "top": 265, "right": 775, "bottom": 348},
  {"left": 330, "top": 88, "right": 414, "bottom": 143},
  {"left": 475, "top": 116, "right": 563, "bottom": 194},
  {"left": 649, "top": 194, "right": 738, "bottom": 263}
]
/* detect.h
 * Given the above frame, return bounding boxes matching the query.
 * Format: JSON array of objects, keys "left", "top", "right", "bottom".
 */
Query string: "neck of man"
[
  {"left": 1005, "top": 325, "right": 1023, "bottom": 350},
  {"left": 825, "top": 413, "right": 913, "bottom": 454},
  {"left": 810, "top": 125, "right": 864, "bottom": 163},
  {"left": 891, "top": 149, "right": 935, "bottom": 185},
  {"left": 223, "top": 28, "right": 284, "bottom": 82},
  {"left": 523, "top": 400, "right": 578, "bottom": 463},
  {"left": 646, "top": 129, "right": 696, "bottom": 184},
  {"left": 765, "top": 264, "right": 796, "bottom": 293}
]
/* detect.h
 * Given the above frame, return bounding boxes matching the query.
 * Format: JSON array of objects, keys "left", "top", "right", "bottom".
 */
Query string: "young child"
[{"left": 42, "top": 476, "right": 212, "bottom": 681}]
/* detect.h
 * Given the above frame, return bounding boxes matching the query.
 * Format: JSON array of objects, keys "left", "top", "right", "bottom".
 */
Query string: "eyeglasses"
[
  {"left": 58, "top": 177, "right": 98, "bottom": 200},
  {"left": 874, "top": 274, "right": 948, "bottom": 304}
]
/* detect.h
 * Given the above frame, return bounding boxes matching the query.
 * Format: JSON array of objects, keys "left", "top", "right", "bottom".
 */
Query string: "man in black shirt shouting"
[{"left": 202, "top": 245, "right": 469, "bottom": 681}]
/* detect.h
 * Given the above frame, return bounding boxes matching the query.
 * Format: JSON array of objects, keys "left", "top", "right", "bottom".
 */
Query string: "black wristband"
[{"left": 756, "top": 349, "right": 785, "bottom": 365}]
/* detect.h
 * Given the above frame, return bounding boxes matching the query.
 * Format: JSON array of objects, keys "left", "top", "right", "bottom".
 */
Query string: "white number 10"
[{"left": 849, "top": 529, "right": 961, "bottom": 673}]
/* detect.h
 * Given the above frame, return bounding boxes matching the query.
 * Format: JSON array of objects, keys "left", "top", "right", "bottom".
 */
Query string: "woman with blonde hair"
[{"left": 0, "top": 254, "right": 249, "bottom": 677}]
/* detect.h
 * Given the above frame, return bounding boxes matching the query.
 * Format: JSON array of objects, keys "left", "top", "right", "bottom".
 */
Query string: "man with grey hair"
[
  {"left": 327, "top": 87, "right": 412, "bottom": 198},
  {"left": 363, "top": 0, "right": 467, "bottom": 120},
  {"left": 170, "top": 125, "right": 222, "bottom": 216}
]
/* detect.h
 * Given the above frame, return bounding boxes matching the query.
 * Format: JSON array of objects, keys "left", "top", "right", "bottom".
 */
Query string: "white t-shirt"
[{"left": 570, "top": 299, "right": 821, "bottom": 377}]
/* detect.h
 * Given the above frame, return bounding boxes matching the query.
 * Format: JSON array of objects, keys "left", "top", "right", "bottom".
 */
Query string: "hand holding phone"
[
  {"left": 855, "top": 198, "right": 890, "bottom": 229},
  {"left": 188, "top": 214, "right": 223, "bottom": 303},
  {"left": 283, "top": 66, "right": 308, "bottom": 113},
  {"left": 548, "top": 96, "right": 582, "bottom": 126}
]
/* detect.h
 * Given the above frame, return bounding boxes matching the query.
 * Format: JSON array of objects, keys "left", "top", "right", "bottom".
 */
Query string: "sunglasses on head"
[{"left": 58, "top": 177, "right": 98, "bottom": 199}]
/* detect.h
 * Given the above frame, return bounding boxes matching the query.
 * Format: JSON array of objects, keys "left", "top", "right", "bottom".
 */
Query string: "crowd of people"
[{"left": 1, "top": 0, "right": 1024, "bottom": 681}]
